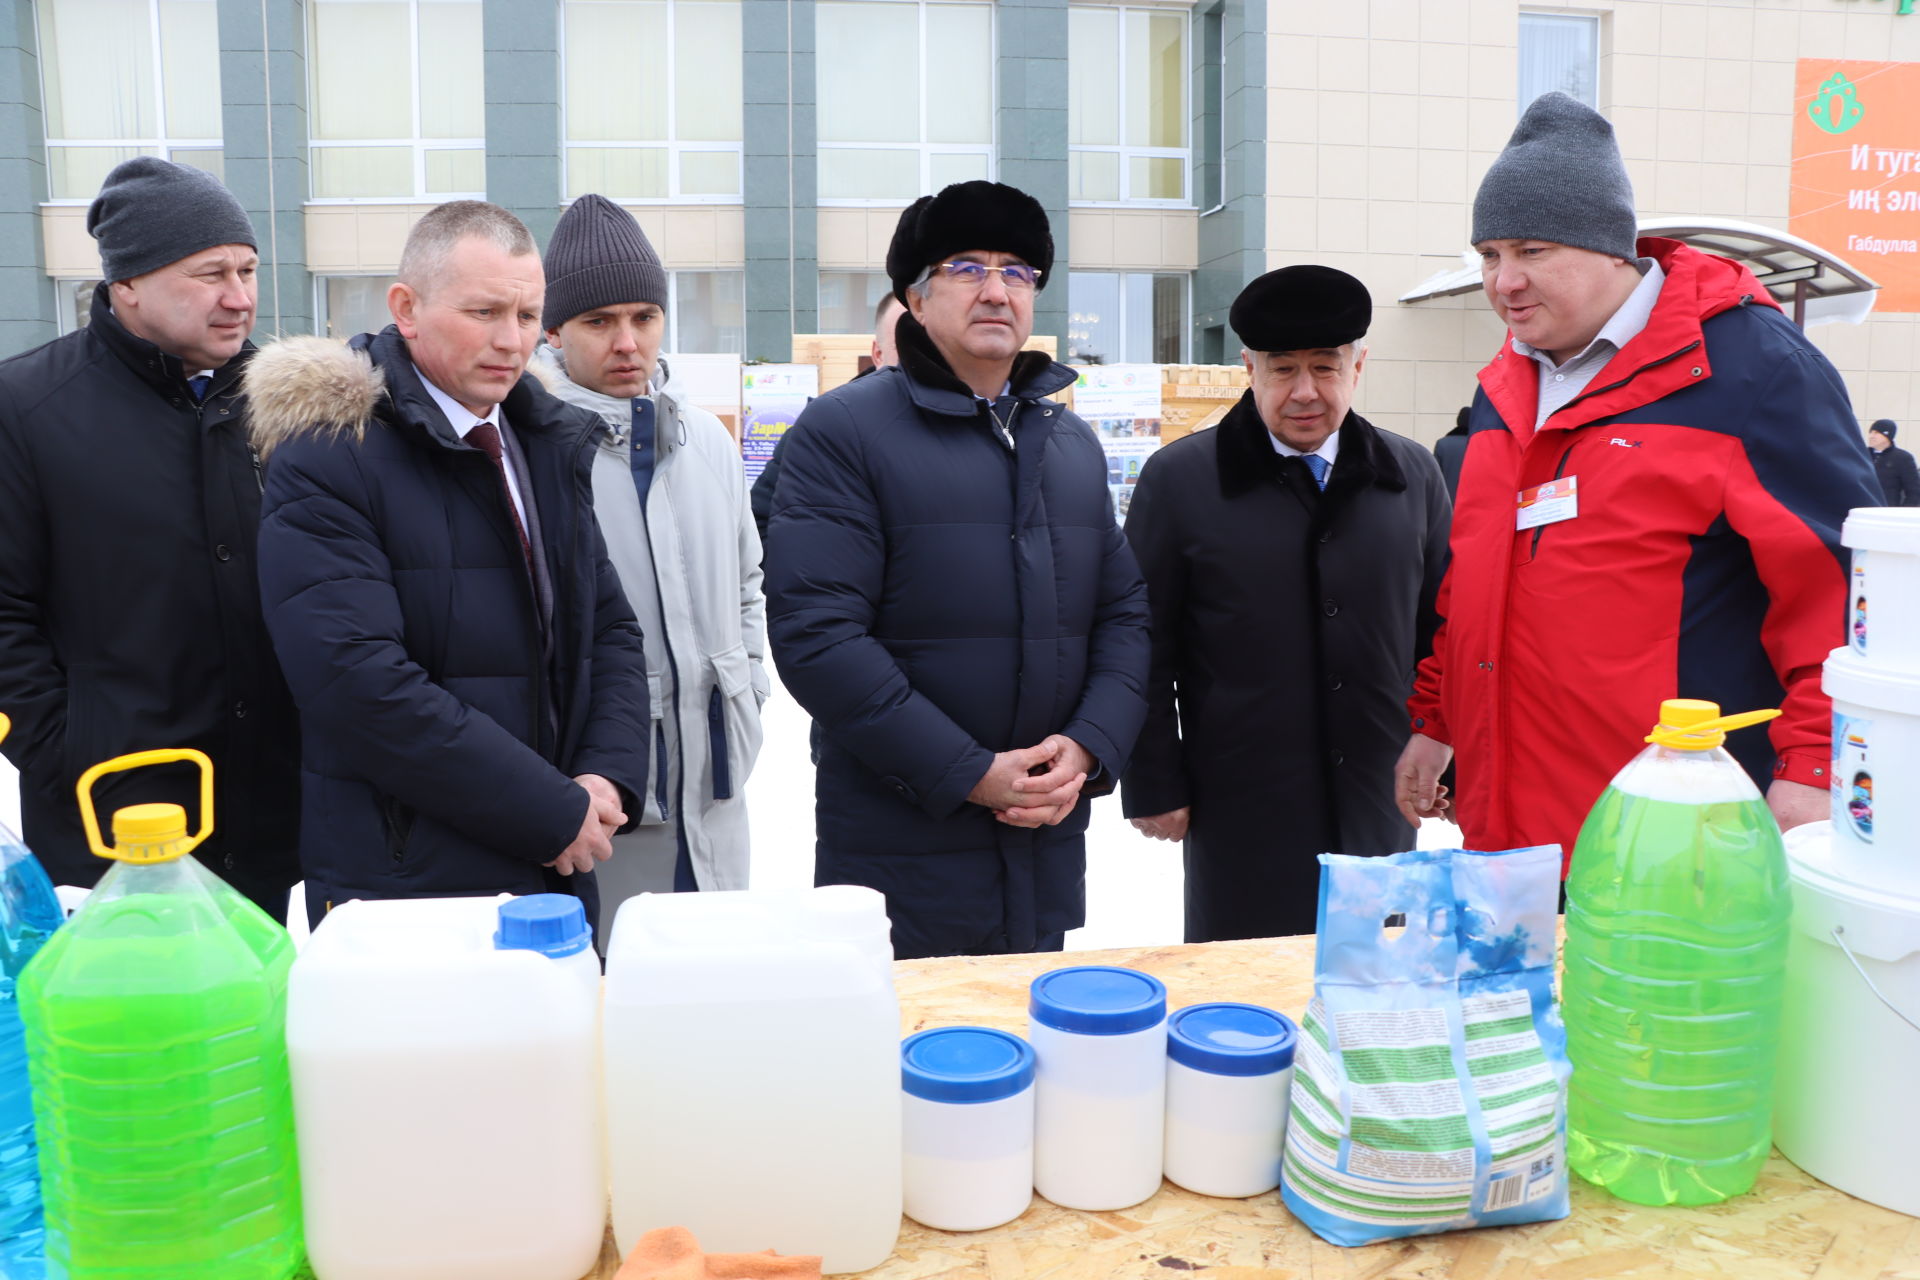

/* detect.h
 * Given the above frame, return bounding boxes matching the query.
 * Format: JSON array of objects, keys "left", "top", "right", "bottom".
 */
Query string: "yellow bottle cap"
[
  {"left": 1645, "top": 699, "right": 1782, "bottom": 750},
  {"left": 0, "top": 712, "right": 10, "bottom": 745},
  {"left": 108, "top": 802, "right": 197, "bottom": 864}
]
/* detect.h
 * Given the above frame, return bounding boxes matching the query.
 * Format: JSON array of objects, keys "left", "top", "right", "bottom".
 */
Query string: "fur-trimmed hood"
[{"left": 244, "top": 333, "right": 387, "bottom": 461}]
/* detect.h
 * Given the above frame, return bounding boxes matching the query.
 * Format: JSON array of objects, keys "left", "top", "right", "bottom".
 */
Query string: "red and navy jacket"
[{"left": 1408, "top": 239, "right": 1882, "bottom": 868}]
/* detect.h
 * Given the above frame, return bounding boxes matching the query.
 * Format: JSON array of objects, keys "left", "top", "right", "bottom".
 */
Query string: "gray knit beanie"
[
  {"left": 1472, "top": 92, "right": 1638, "bottom": 260},
  {"left": 542, "top": 194, "right": 667, "bottom": 331},
  {"left": 87, "top": 156, "right": 257, "bottom": 284}
]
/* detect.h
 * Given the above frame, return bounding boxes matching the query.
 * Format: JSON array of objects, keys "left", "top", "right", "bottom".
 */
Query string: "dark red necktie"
[{"left": 466, "top": 422, "right": 535, "bottom": 576}]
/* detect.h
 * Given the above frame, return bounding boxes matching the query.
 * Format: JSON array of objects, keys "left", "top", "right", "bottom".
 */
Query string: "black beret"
[
  {"left": 1229, "top": 265, "right": 1373, "bottom": 353},
  {"left": 886, "top": 181, "right": 1055, "bottom": 304}
]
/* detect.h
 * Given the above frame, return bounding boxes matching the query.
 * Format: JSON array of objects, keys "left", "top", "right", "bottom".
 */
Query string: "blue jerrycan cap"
[
  {"left": 1167, "top": 1002, "right": 1298, "bottom": 1076},
  {"left": 494, "top": 893, "right": 591, "bottom": 958}
]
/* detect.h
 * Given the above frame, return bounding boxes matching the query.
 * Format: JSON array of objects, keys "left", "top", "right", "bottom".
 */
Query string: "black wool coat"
[
  {"left": 1873, "top": 443, "right": 1920, "bottom": 507},
  {"left": 0, "top": 288, "right": 300, "bottom": 909},
  {"left": 767, "top": 316, "right": 1151, "bottom": 959},
  {"left": 1121, "top": 394, "right": 1451, "bottom": 942}
]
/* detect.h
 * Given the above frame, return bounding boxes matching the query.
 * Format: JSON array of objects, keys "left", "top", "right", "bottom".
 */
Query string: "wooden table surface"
[{"left": 583, "top": 936, "right": 1920, "bottom": 1280}]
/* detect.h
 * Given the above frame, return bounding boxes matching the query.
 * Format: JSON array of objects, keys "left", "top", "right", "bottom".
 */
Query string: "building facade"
[{"left": 0, "top": 0, "right": 1915, "bottom": 441}]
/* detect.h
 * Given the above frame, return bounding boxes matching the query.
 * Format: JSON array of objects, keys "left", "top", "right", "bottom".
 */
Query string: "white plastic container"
[
  {"left": 1841, "top": 509, "right": 1920, "bottom": 670},
  {"left": 901, "top": 1026, "right": 1035, "bottom": 1231},
  {"left": 1028, "top": 965, "right": 1168, "bottom": 1211},
  {"left": 1823, "top": 646, "right": 1920, "bottom": 900},
  {"left": 288, "top": 894, "right": 604, "bottom": 1280},
  {"left": 1163, "top": 1003, "right": 1297, "bottom": 1198},
  {"left": 1774, "top": 822, "right": 1920, "bottom": 1216},
  {"left": 603, "top": 885, "right": 900, "bottom": 1274}
]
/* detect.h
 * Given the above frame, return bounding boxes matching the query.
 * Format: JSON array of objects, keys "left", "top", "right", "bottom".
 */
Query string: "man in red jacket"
[{"left": 1397, "top": 92, "right": 1882, "bottom": 867}]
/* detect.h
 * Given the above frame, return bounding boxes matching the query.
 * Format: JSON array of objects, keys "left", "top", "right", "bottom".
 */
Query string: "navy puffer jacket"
[
  {"left": 249, "top": 328, "right": 650, "bottom": 921},
  {"left": 767, "top": 315, "right": 1150, "bottom": 957}
]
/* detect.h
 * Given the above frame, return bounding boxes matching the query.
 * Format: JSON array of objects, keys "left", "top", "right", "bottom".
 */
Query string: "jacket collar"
[
  {"left": 1479, "top": 238, "right": 1777, "bottom": 437},
  {"left": 88, "top": 281, "right": 254, "bottom": 403},
  {"left": 1215, "top": 390, "right": 1406, "bottom": 500},
  {"left": 358, "top": 326, "right": 600, "bottom": 455},
  {"left": 529, "top": 344, "right": 682, "bottom": 455},
  {"left": 893, "top": 310, "right": 1076, "bottom": 419}
]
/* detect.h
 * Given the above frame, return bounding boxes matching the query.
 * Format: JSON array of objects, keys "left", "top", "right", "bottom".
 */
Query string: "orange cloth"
[{"left": 616, "top": 1226, "right": 824, "bottom": 1280}]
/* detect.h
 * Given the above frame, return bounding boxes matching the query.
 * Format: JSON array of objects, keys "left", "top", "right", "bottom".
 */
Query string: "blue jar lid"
[
  {"left": 1166, "top": 1002, "right": 1297, "bottom": 1077},
  {"left": 494, "top": 894, "right": 591, "bottom": 959},
  {"left": 901, "top": 1027, "right": 1036, "bottom": 1103},
  {"left": 1029, "top": 965, "right": 1167, "bottom": 1035}
]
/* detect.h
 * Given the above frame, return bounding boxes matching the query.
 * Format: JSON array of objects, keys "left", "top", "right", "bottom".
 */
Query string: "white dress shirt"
[
  {"left": 414, "top": 365, "right": 529, "bottom": 529},
  {"left": 1267, "top": 425, "right": 1342, "bottom": 472}
]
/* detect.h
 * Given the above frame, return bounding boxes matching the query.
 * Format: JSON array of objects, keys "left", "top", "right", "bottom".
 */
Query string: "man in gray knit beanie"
[{"left": 534, "top": 193, "right": 766, "bottom": 927}]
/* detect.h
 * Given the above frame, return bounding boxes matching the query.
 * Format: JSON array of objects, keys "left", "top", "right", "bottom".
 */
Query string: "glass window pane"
[
  {"left": 675, "top": 0, "right": 743, "bottom": 142},
  {"left": 925, "top": 5, "right": 992, "bottom": 144},
  {"left": 567, "top": 146, "right": 668, "bottom": 199},
  {"left": 1127, "top": 10, "right": 1186, "bottom": 149},
  {"left": 166, "top": 146, "right": 224, "bottom": 181},
  {"left": 565, "top": 0, "right": 668, "bottom": 141},
  {"left": 1122, "top": 272, "right": 1152, "bottom": 363},
  {"left": 818, "top": 147, "right": 918, "bottom": 200},
  {"left": 310, "top": 1, "right": 412, "bottom": 140},
  {"left": 679, "top": 149, "right": 741, "bottom": 196},
  {"left": 311, "top": 145, "right": 415, "bottom": 197},
  {"left": 40, "top": 0, "right": 156, "bottom": 140},
  {"left": 818, "top": 2, "right": 918, "bottom": 144},
  {"left": 1128, "top": 155, "right": 1184, "bottom": 201},
  {"left": 47, "top": 145, "right": 151, "bottom": 200},
  {"left": 1070, "top": 150, "right": 1119, "bottom": 202},
  {"left": 418, "top": 0, "right": 484, "bottom": 138},
  {"left": 71, "top": 279, "right": 100, "bottom": 333},
  {"left": 928, "top": 151, "right": 987, "bottom": 188},
  {"left": 322, "top": 275, "right": 399, "bottom": 339},
  {"left": 425, "top": 147, "right": 484, "bottom": 193},
  {"left": 159, "top": 0, "right": 222, "bottom": 138},
  {"left": 1518, "top": 13, "right": 1597, "bottom": 110},
  {"left": 1067, "top": 6, "right": 1118, "bottom": 146},
  {"left": 1067, "top": 271, "right": 1120, "bottom": 364},
  {"left": 1151, "top": 273, "right": 1185, "bottom": 363},
  {"left": 671, "top": 270, "right": 744, "bottom": 353},
  {"left": 816, "top": 271, "right": 891, "bottom": 335}
]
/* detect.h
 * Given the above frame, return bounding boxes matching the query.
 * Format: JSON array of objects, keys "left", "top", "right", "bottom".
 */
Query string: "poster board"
[
  {"left": 739, "top": 364, "right": 819, "bottom": 484},
  {"left": 1072, "top": 364, "right": 1163, "bottom": 524},
  {"left": 1790, "top": 59, "right": 1920, "bottom": 312}
]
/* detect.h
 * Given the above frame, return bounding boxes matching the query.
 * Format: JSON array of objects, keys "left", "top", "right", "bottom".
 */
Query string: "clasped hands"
[
  {"left": 546, "top": 772, "right": 628, "bottom": 875},
  {"left": 968, "top": 734, "right": 1097, "bottom": 828}
]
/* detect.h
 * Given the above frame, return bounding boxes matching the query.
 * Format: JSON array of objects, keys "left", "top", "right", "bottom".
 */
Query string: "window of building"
[
  {"left": 54, "top": 279, "right": 102, "bottom": 334},
  {"left": 316, "top": 275, "right": 400, "bottom": 339},
  {"left": 816, "top": 0, "right": 994, "bottom": 204},
  {"left": 562, "top": 0, "right": 744, "bottom": 202},
  {"left": 1517, "top": 12, "right": 1599, "bottom": 112},
  {"left": 1068, "top": 5, "right": 1189, "bottom": 206},
  {"left": 307, "top": 0, "right": 485, "bottom": 200},
  {"left": 1066, "top": 271, "right": 1187, "bottom": 364},
  {"left": 816, "top": 271, "right": 893, "bottom": 335},
  {"left": 36, "top": 0, "right": 223, "bottom": 201},
  {"left": 668, "top": 270, "right": 745, "bottom": 353}
]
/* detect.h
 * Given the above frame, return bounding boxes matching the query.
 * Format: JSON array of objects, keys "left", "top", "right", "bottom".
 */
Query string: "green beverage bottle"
[
  {"left": 1562, "top": 700, "right": 1792, "bottom": 1207},
  {"left": 18, "top": 748, "right": 303, "bottom": 1278}
]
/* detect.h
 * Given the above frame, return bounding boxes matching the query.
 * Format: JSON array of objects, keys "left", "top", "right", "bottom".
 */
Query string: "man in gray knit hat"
[
  {"left": 0, "top": 157, "right": 305, "bottom": 918},
  {"left": 532, "top": 193, "right": 766, "bottom": 932},
  {"left": 1398, "top": 91, "right": 1881, "bottom": 871}
]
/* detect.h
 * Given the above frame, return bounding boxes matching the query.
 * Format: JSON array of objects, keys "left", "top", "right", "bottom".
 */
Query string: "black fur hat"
[
  {"left": 886, "top": 181, "right": 1055, "bottom": 304},
  {"left": 1229, "top": 265, "right": 1373, "bottom": 353}
]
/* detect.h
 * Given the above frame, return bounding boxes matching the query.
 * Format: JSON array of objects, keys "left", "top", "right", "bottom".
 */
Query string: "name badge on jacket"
[{"left": 1516, "top": 475, "right": 1579, "bottom": 531}]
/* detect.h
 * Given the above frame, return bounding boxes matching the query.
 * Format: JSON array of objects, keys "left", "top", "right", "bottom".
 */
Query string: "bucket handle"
[{"left": 1831, "top": 925, "right": 1920, "bottom": 1036}]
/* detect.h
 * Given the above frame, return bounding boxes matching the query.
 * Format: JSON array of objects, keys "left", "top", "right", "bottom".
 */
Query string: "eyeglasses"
[{"left": 936, "top": 260, "right": 1040, "bottom": 290}]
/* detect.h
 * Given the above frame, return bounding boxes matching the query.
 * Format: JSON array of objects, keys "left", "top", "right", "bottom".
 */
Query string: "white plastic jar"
[
  {"left": 900, "top": 1026, "right": 1036, "bottom": 1231},
  {"left": 1028, "top": 965, "right": 1168, "bottom": 1211},
  {"left": 1162, "top": 1002, "right": 1297, "bottom": 1198}
]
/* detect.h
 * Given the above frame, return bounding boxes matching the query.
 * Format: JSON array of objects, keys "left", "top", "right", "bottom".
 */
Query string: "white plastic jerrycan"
[
  {"left": 604, "top": 885, "right": 901, "bottom": 1274},
  {"left": 288, "top": 894, "right": 604, "bottom": 1280}
]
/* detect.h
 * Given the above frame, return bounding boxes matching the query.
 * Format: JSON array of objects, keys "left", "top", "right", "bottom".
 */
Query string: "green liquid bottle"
[
  {"left": 18, "top": 748, "right": 304, "bottom": 1278},
  {"left": 1562, "top": 699, "right": 1792, "bottom": 1207}
]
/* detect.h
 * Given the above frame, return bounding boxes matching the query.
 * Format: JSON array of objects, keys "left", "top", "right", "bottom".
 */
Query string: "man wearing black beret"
[
  {"left": 1120, "top": 265, "right": 1452, "bottom": 942},
  {"left": 765, "top": 180, "right": 1151, "bottom": 959}
]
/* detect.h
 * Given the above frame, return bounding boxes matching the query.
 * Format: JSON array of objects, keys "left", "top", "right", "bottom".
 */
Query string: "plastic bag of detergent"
[{"left": 1280, "top": 845, "right": 1571, "bottom": 1246}]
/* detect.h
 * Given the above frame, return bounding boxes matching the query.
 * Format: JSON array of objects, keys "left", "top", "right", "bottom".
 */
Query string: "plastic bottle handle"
[
  {"left": 76, "top": 748, "right": 215, "bottom": 862},
  {"left": 1644, "top": 707, "right": 1781, "bottom": 748}
]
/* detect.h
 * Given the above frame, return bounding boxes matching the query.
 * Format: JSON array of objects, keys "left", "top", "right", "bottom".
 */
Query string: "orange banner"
[{"left": 1790, "top": 59, "right": 1920, "bottom": 313}]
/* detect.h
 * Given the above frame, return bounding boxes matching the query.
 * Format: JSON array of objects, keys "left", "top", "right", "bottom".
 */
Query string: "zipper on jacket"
[
  {"left": 249, "top": 445, "right": 265, "bottom": 494},
  {"left": 1528, "top": 438, "right": 1581, "bottom": 559}
]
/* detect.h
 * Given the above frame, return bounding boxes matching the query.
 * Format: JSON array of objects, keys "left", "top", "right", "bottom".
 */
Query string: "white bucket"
[
  {"left": 1822, "top": 647, "right": 1920, "bottom": 901},
  {"left": 1842, "top": 509, "right": 1920, "bottom": 671},
  {"left": 1774, "top": 823, "right": 1920, "bottom": 1217}
]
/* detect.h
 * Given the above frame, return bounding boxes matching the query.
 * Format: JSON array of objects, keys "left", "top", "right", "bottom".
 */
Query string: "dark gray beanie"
[
  {"left": 543, "top": 194, "right": 667, "bottom": 330},
  {"left": 1472, "top": 92, "right": 1638, "bottom": 261},
  {"left": 86, "top": 156, "right": 256, "bottom": 284},
  {"left": 1873, "top": 419, "right": 1897, "bottom": 440}
]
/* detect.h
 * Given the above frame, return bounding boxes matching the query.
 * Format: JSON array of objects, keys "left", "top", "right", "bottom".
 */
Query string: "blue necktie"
[
  {"left": 629, "top": 398, "right": 656, "bottom": 512},
  {"left": 1302, "top": 453, "right": 1330, "bottom": 490},
  {"left": 187, "top": 374, "right": 211, "bottom": 402}
]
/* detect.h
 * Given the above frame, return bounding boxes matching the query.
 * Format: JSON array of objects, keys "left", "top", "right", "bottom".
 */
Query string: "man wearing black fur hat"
[
  {"left": 1121, "top": 266, "right": 1452, "bottom": 942},
  {"left": 765, "top": 180, "right": 1151, "bottom": 959}
]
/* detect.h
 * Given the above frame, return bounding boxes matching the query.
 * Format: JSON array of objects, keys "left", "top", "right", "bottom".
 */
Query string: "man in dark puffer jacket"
[{"left": 767, "top": 181, "right": 1151, "bottom": 959}]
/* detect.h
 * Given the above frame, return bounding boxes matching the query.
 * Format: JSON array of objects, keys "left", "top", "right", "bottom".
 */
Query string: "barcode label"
[{"left": 1484, "top": 1173, "right": 1524, "bottom": 1212}]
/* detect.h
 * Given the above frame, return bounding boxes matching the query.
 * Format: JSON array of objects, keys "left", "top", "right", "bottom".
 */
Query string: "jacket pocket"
[
  {"left": 707, "top": 644, "right": 765, "bottom": 801},
  {"left": 640, "top": 671, "right": 670, "bottom": 824},
  {"left": 376, "top": 793, "right": 416, "bottom": 865}
]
